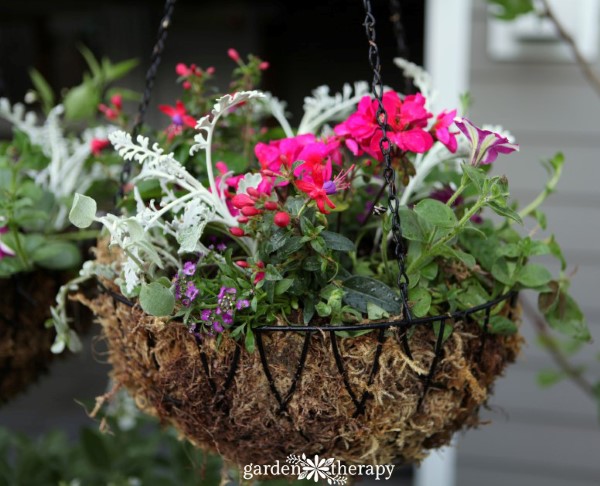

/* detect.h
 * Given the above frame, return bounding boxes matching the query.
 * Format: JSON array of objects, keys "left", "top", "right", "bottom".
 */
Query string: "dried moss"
[{"left": 79, "top": 246, "right": 521, "bottom": 468}]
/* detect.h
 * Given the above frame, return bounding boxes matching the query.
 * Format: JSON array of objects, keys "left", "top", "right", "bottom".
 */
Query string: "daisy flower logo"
[{"left": 287, "top": 454, "right": 347, "bottom": 484}]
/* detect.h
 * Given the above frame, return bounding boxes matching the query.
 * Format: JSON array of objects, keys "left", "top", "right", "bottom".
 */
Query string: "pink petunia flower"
[{"left": 455, "top": 117, "right": 519, "bottom": 166}]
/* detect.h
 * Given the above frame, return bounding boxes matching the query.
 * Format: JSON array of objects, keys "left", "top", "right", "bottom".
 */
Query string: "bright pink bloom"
[
  {"left": 206, "top": 66, "right": 215, "bottom": 75},
  {"left": 183, "top": 81, "right": 191, "bottom": 90},
  {"left": 335, "top": 91, "right": 434, "bottom": 160},
  {"left": 455, "top": 117, "right": 519, "bottom": 166},
  {"left": 259, "top": 61, "right": 270, "bottom": 71},
  {"left": 432, "top": 110, "right": 458, "bottom": 153},
  {"left": 90, "top": 138, "right": 111, "bottom": 156},
  {"left": 228, "top": 48, "right": 241, "bottom": 63},
  {"left": 176, "top": 63, "right": 190, "bottom": 76},
  {"left": 255, "top": 134, "right": 317, "bottom": 174}
]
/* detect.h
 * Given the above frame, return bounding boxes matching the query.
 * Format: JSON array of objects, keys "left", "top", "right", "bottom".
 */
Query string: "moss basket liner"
[
  {"left": 0, "top": 271, "right": 94, "bottom": 403},
  {"left": 79, "top": 255, "right": 521, "bottom": 467}
]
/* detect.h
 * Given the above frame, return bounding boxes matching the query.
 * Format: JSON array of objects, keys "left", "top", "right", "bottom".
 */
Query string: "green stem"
[{"left": 446, "top": 182, "right": 466, "bottom": 207}]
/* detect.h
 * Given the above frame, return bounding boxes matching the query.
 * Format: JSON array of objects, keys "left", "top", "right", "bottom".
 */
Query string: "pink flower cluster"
[{"left": 334, "top": 91, "right": 458, "bottom": 160}]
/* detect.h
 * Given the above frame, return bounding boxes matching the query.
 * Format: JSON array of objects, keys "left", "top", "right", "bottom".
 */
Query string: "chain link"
[
  {"left": 362, "top": 0, "right": 411, "bottom": 319},
  {"left": 119, "top": 0, "right": 177, "bottom": 198}
]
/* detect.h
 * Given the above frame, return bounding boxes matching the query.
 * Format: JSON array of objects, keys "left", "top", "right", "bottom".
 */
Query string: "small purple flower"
[
  {"left": 222, "top": 311, "right": 234, "bottom": 325},
  {"left": 183, "top": 261, "right": 196, "bottom": 276},
  {"left": 185, "top": 282, "right": 199, "bottom": 301},
  {"left": 213, "top": 321, "right": 224, "bottom": 333},
  {"left": 200, "top": 309, "right": 212, "bottom": 321},
  {"left": 216, "top": 243, "right": 227, "bottom": 252},
  {"left": 455, "top": 117, "right": 518, "bottom": 167},
  {"left": 218, "top": 286, "right": 237, "bottom": 300},
  {"left": 236, "top": 299, "right": 250, "bottom": 310}
]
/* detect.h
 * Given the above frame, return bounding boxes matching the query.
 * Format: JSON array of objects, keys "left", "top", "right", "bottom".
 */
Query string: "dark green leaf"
[
  {"left": 462, "top": 164, "right": 485, "bottom": 192},
  {"left": 491, "top": 258, "right": 516, "bottom": 286},
  {"left": 409, "top": 287, "right": 431, "bottom": 317},
  {"left": 342, "top": 276, "right": 401, "bottom": 314},
  {"left": 488, "top": 201, "right": 523, "bottom": 224},
  {"left": 399, "top": 208, "right": 424, "bottom": 241},
  {"left": 321, "top": 230, "right": 355, "bottom": 251},
  {"left": 81, "top": 428, "right": 111, "bottom": 469}
]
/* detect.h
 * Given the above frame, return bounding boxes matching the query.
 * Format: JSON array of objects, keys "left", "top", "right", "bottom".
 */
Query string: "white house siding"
[{"left": 455, "top": 2, "right": 600, "bottom": 485}]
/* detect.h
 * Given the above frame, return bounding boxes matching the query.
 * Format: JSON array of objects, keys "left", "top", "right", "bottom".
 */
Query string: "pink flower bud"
[
  {"left": 235, "top": 260, "right": 249, "bottom": 268},
  {"left": 263, "top": 201, "right": 278, "bottom": 211},
  {"left": 229, "top": 227, "right": 245, "bottom": 237},
  {"left": 259, "top": 61, "right": 270, "bottom": 71},
  {"left": 227, "top": 48, "right": 241, "bottom": 63},
  {"left": 175, "top": 63, "right": 190, "bottom": 77},
  {"left": 241, "top": 206, "right": 261, "bottom": 217},
  {"left": 232, "top": 193, "right": 256, "bottom": 209},
  {"left": 182, "top": 81, "right": 191, "bottom": 90},
  {"left": 111, "top": 94, "right": 122, "bottom": 110}
]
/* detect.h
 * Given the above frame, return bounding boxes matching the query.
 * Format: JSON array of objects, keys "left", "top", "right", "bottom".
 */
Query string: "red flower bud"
[
  {"left": 241, "top": 206, "right": 261, "bottom": 216},
  {"left": 254, "top": 272, "right": 265, "bottom": 285},
  {"left": 274, "top": 211, "right": 291, "bottom": 227},
  {"left": 182, "top": 81, "right": 191, "bottom": 90},
  {"left": 259, "top": 61, "right": 270, "bottom": 71},
  {"left": 264, "top": 201, "right": 278, "bottom": 211},
  {"left": 256, "top": 261, "right": 265, "bottom": 269},
  {"left": 111, "top": 94, "right": 122, "bottom": 110},
  {"left": 227, "top": 48, "right": 241, "bottom": 63},
  {"left": 206, "top": 66, "right": 216, "bottom": 75},
  {"left": 237, "top": 216, "right": 249, "bottom": 223},
  {"left": 235, "top": 261, "right": 249, "bottom": 268},
  {"left": 232, "top": 193, "right": 255, "bottom": 209},
  {"left": 229, "top": 227, "right": 245, "bottom": 237},
  {"left": 246, "top": 187, "right": 260, "bottom": 198}
]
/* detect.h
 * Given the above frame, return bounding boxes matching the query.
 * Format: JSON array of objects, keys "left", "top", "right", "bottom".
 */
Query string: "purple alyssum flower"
[
  {"left": 455, "top": 117, "right": 518, "bottom": 167},
  {"left": 185, "top": 282, "right": 199, "bottom": 301},
  {"left": 183, "top": 261, "right": 196, "bottom": 276}
]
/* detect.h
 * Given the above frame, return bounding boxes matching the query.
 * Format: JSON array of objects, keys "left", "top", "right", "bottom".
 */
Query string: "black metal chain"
[
  {"left": 362, "top": 0, "right": 412, "bottom": 321},
  {"left": 119, "top": 0, "right": 177, "bottom": 198}
]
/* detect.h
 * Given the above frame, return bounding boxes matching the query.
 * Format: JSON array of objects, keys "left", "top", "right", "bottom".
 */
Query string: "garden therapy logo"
[{"left": 242, "top": 454, "right": 395, "bottom": 483}]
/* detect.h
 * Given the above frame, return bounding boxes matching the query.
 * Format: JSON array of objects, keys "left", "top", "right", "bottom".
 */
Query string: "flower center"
[{"left": 172, "top": 113, "right": 184, "bottom": 126}]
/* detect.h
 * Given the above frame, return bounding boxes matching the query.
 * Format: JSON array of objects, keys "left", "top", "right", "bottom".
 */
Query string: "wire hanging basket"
[{"left": 78, "top": 0, "right": 523, "bottom": 468}]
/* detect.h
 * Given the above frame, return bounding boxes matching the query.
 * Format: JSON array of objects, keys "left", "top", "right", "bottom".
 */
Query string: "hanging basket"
[
  {"left": 78, "top": 245, "right": 521, "bottom": 466},
  {"left": 0, "top": 271, "right": 91, "bottom": 402}
]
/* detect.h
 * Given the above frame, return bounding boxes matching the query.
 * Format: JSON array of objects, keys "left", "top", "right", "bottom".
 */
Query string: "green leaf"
[
  {"left": 78, "top": 45, "right": 102, "bottom": 78},
  {"left": 542, "top": 290, "right": 590, "bottom": 341},
  {"left": 342, "top": 276, "right": 401, "bottom": 314},
  {"left": 421, "top": 262, "right": 438, "bottom": 281},
  {"left": 139, "top": 282, "right": 175, "bottom": 317},
  {"left": 29, "top": 68, "right": 54, "bottom": 113},
  {"left": 63, "top": 81, "right": 100, "bottom": 121},
  {"left": 433, "top": 321, "right": 453, "bottom": 343},
  {"left": 489, "top": 315, "right": 518, "bottom": 335},
  {"left": 302, "top": 256, "right": 321, "bottom": 271},
  {"left": 537, "top": 369, "right": 565, "bottom": 388},
  {"left": 462, "top": 164, "right": 485, "bottom": 193},
  {"left": 315, "top": 301, "right": 332, "bottom": 317},
  {"left": 366, "top": 302, "right": 389, "bottom": 320},
  {"left": 491, "top": 259, "right": 516, "bottom": 286},
  {"left": 487, "top": 0, "right": 535, "bottom": 20},
  {"left": 303, "top": 295, "right": 315, "bottom": 324},
  {"left": 409, "top": 287, "right": 431, "bottom": 318},
  {"left": 517, "top": 264, "right": 553, "bottom": 288},
  {"left": 69, "top": 193, "right": 97, "bottom": 228},
  {"left": 32, "top": 241, "right": 81, "bottom": 270},
  {"left": 488, "top": 201, "right": 523, "bottom": 224},
  {"left": 275, "top": 278, "right": 293, "bottom": 295},
  {"left": 414, "top": 199, "right": 458, "bottom": 228},
  {"left": 399, "top": 208, "right": 424, "bottom": 241},
  {"left": 102, "top": 58, "right": 139, "bottom": 83},
  {"left": 320, "top": 231, "right": 355, "bottom": 252},
  {"left": 245, "top": 327, "right": 255, "bottom": 353}
]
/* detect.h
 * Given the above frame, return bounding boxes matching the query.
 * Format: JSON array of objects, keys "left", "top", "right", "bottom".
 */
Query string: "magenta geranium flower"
[
  {"left": 455, "top": 117, "right": 518, "bottom": 166},
  {"left": 431, "top": 110, "right": 458, "bottom": 153},
  {"left": 334, "top": 90, "right": 433, "bottom": 161}
]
